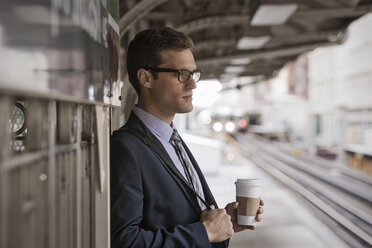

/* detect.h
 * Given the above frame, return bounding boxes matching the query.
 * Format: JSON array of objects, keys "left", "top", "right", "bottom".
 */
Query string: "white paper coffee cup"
[{"left": 235, "top": 178, "right": 262, "bottom": 226}]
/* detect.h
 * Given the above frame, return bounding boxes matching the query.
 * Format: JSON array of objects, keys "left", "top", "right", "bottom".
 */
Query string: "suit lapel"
[
  {"left": 123, "top": 113, "right": 202, "bottom": 214},
  {"left": 145, "top": 131, "right": 202, "bottom": 214}
]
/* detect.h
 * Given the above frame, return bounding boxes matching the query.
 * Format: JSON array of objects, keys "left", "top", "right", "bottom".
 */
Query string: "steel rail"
[
  {"left": 233, "top": 134, "right": 372, "bottom": 247},
  {"left": 276, "top": 143, "right": 372, "bottom": 186},
  {"left": 245, "top": 136, "right": 372, "bottom": 203}
]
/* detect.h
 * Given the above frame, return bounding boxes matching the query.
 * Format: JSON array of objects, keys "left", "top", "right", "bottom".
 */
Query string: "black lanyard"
[{"left": 119, "top": 127, "right": 211, "bottom": 211}]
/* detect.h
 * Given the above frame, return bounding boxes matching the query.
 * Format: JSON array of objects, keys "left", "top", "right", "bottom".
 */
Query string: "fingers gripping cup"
[{"left": 235, "top": 179, "right": 262, "bottom": 226}]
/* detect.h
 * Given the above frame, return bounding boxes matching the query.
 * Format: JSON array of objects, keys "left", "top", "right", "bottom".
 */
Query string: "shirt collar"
[{"left": 133, "top": 106, "right": 175, "bottom": 142}]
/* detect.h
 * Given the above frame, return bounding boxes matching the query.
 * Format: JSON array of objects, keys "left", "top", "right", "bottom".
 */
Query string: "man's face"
[{"left": 149, "top": 48, "right": 197, "bottom": 119}]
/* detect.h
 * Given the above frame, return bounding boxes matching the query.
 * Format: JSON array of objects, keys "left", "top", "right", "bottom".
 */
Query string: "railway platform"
[{"left": 205, "top": 145, "right": 350, "bottom": 248}]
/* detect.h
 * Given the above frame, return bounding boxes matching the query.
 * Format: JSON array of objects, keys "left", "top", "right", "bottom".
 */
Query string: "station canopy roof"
[{"left": 119, "top": 0, "right": 372, "bottom": 83}]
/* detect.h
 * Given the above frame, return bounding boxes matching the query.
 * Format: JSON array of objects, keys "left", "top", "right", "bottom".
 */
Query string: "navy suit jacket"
[{"left": 111, "top": 113, "right": 228, "bottom": 248}]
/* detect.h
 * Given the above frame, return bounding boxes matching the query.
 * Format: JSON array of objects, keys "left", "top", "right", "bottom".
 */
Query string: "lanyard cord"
[
  {"left": 173, "top": 145, "right": 211, "bottom": 210},
  {"left": 119, "top": 127, "right": 212, "bottom": 211}
]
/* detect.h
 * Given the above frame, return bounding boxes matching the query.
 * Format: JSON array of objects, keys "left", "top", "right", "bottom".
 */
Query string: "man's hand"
[
  {"left": 200, "top": 205, "right": 234, "bottom": 242},
  {"left": 225, "top": 199, "right": 264, "bottom": 232}
]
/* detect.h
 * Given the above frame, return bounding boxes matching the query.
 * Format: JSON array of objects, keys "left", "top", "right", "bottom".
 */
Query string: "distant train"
[{"left": 200, "top": 109, "right": 261, "bottom": 134}]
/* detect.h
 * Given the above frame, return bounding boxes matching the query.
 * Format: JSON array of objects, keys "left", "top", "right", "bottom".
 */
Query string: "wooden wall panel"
[
  {"left": 1, "top": 97, "right": 109, "bottom": 248},
  {"left": 26, "top": 100, "right": 48, "bottom": 151},
  {"left": 19, "top": 165, "right": 33, "bottom": 248},
  {"left": 31, "top": 161, "right": 48, "bottom": 248},
  {"left": 7, "top": 169, "right": 20, "bottom": 248},
  {"left": 0, "top": 96, "right": 11, "bottom": 248},
  {"left": 57, "top": 153, "right": 68, "bottom": 248},
  {"left": 17, "top": 161, "right": 48, "bottom": 248},
  {"left": 81, "top": 144, "right": 92, "bottom": 248}
]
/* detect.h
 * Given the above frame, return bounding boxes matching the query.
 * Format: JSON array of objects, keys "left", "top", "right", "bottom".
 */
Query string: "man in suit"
[{"left": 111, "top": 27, "right": 264, "bottom": 248}]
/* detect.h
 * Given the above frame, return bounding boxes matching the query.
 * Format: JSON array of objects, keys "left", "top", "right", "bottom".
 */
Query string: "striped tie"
[{"left": 170, "top": 129, "right": 205, "bottom": 210}]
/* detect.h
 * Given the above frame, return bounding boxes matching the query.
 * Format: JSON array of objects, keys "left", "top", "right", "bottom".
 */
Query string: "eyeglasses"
[{"left": 147, "top": 67, "right": 202, "bottom": 83}]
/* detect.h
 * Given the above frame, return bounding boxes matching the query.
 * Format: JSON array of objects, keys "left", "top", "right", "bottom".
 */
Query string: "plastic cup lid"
[{"left": 235, "top": 178, "right": 262, "bottom": 186}]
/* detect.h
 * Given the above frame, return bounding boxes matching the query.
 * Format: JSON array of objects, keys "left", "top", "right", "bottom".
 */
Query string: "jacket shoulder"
[{"left": 111, "top": 127, "right": 144, "bottom": 147}]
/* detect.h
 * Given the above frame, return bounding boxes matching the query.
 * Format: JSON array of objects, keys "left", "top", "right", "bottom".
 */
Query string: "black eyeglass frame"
[{"left": 146, "top": 67, "right": 202, "bottom": 83}]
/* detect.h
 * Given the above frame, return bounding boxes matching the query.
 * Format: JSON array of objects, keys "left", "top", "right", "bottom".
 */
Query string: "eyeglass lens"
[{"left": 179, "top": 70, "right": 201, "bottom": 83}]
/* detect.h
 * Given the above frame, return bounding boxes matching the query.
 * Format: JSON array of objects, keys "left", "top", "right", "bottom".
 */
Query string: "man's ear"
[{"left": 137, "top": 69, "right": 153, "bottom": 89}]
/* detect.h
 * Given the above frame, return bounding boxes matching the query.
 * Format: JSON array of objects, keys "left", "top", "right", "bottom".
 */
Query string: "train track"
[
  {"left": 232, "top": 133, "right": 372, "bottom": 248},
  {"left": 273, "top": 141, "right": 372, "bottom": 187}
]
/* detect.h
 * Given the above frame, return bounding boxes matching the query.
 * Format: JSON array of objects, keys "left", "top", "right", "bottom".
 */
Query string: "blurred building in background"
[
  {"left": 197, "top": 13, "right": 372, "bottom": 173},
  {"left": 308, "top": 13, "right": 372, "bottom": 172}
]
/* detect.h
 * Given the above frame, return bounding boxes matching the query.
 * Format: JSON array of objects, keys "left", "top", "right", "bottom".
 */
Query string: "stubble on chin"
[{"left": 178, "top": 103, "right": 193, "bottom": 114}]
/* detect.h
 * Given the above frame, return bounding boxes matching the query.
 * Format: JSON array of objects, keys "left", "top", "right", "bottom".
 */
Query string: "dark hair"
[{"left": 126, "top": 27, "right": 194, "bottom": 94}]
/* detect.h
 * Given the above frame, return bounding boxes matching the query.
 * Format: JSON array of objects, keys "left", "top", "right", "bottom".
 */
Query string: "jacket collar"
[{"left": 118, "top": 112, "right": 207, "bottom": 214}]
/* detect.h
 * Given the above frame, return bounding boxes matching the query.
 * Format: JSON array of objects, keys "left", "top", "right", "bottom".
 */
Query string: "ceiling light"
[
  {"left": 230, "top": 57, "right": 252, "bottom": 65},
  {"left": 236, "top": 36, "right": 270, "bottom": 50},
  {"left": 224, "top": 66, "right": 246, "bottom": 74},
  {"left": 251, "top": 4, "right": 298, "bottom": 26}
]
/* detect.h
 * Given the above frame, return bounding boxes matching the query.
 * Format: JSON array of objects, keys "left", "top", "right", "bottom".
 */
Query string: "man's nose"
[{"left": 186, "top": 77, "right": 197, "bottom": 90}]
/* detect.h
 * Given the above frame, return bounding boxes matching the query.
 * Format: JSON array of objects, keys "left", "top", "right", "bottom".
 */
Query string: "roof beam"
[
  {"left": 177, "top": 15, "right": 250, "bottom": 34},
  {"left": 193, "top": 39, "right": 236, "bottom": 53},
  {"left": 293, "top": 4, "right": 372, "bottom": 19},
  {"left": 119, "top": 0, "right": 168, "bottom": 39},
  {"left": 145, "top": 11, "right": 180, "bottom": 20},
  {"left": 269, "top": 29, "right": 344, "bottom": 44},
  {"left": 196, "top": 41, "right": 337, "bottom": 66},
  {"left": 192, "top": 29, "right": 342, "bottom": 54},
  {"left": 175, "top": 5, "right": 369, "bottom": 36}
]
